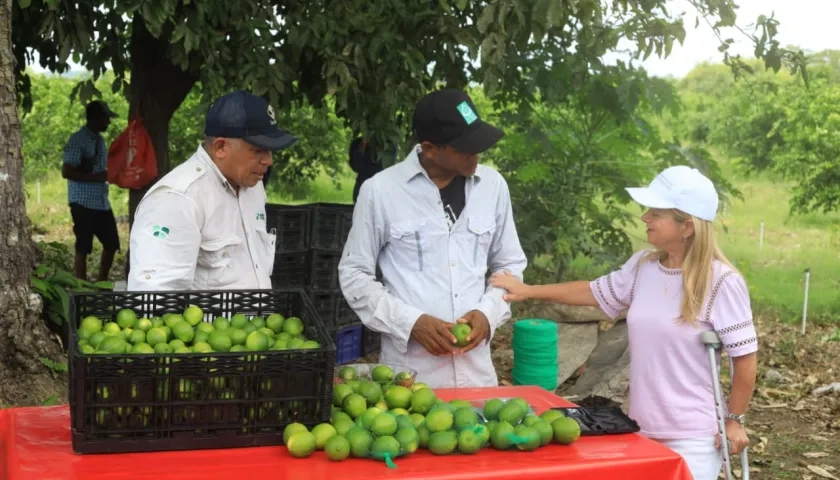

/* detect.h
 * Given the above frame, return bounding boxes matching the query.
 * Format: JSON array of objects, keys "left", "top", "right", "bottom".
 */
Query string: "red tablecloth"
[{"left": 0, "top": 386, "right": 691, "bottom": 480}]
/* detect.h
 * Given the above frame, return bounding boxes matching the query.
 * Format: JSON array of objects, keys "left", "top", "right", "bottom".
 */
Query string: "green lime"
[
  {"left": 286, "top": 431, "right": 316, "bottom": 458},
  {"left": 451, "top": 323, "right": 471, "bottom": 347},
  {"left": 551, "top": 417, "right": 581, "bottom": 445},
  {"left": 311, "top": 423, "right": 337, "bottom": 449},
  {"left": 208, "top": 331, "right": 232, "bottom": 352},
  {"left": 383, "top": 385, "right": 412, "bottom": 409},
  {"left": 370, "top": 413, "right": 398, "bottom": 436},
  {"left": 213, "top": 317, "right": 231, "bottom": 331},
  {"left": 136, "top": 318, "right": 153, "bottom": 332},
  {"left": 283, "top": 422, "right": 308, "bottom": 443},
  {"left": 428, "top": 430, "right": 458, "bottom": 455},
  {"left": 250, "top": 316, "right": 265, "bottom": 329},
  {"left": 228, "top": 329, "right": 248, "bottom": 346},
  {"left": 345, "top": 427, "right": 373, "bottom": 458},
  {"left": 483, "top": 398, "right": 505, "bottom": 421},
  {"left": 229, "top": 313, "right": 248, "bottom": 329},
  {"left": 183, "top": 305, "right": 204, "bottom": 326},
  {"left": 266, "top": 313, "right": 285, "bottom": 333},
  {"left": 282, "top": 316, "right": 303, "bottom": 336},
  {"left": 116, "top": 309, "right": 137, "bottom": 329},
  {"left": 424, "top": 409, "right": 454, "bottom": 433},
  {"left": 245, "top": 331, "right": 270, "bottom": 351},
  {"left": 371, "top": 364, "right": 394, "bottom": 382},
  {"left": 395, "top": 427, "right": 419, "bottom": 453},
  {"left": 370, "top": 435, "right": 400, "bottom": 459},
  {"left": 341, "top": 393, "right": 367, "bottom": 419},
  {"left": 172, "top": 322, "right": 195, "bottom": 344},
  {"left": 457, "top": 429, "right": 482, "bottom": 454},
  {"left": 324, "top": 434, "right": 350, "bottom": 461},
  {"left": 80, "top": 316, "right": 103, "bottom": 332},
  {"left": 146, "top": 327, "right": 167, "bottom": 347},
  {"left": 196, "top": 322, "right": 214, "bottom": 335}
]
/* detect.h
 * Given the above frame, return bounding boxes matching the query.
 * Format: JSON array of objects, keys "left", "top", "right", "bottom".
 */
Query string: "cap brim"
[
  {"left": 625, "top": 187, "right": 676, "bottom": 210},
  {"left": 448, "top": 120, "right": 505, "bottom": 154},
  {"left": 243, "top": 128, "right": 299, "bottom": 151}
]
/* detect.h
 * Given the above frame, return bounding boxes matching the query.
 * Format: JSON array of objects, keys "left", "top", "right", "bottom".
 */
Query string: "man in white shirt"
[
  {"left": 338, "top": 89, "right": 527, "bottom": 388},
  {"left": 127, "top": 90, "right": 297, "bottom": 291}
]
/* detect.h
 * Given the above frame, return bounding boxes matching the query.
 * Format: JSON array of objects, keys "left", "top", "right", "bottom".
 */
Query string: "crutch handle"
[{"left": 700, "top": 330, "right": 723, "bottom": 347}]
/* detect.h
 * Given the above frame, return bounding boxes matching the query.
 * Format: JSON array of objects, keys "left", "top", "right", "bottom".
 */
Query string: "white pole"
[
  {"left": 37, "top": 181, "right": 41, "bottom": 205},
  {"left": 801, "top": 268, "right": 810, "bottom": 335},
  {"left": 759, "top": 222, "right": 764, "bottom": 250}
]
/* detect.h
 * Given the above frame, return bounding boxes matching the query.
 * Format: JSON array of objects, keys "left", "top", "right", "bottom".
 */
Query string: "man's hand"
[
  {"left": 456, "top": 310, "right": 491, "bottom": 354},
  {"left": 410, "top": 314, "right": 457, "bottom": 356}
]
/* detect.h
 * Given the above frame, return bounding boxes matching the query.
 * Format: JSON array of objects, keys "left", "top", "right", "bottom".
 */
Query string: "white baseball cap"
[{"left": 625, "top": 165, "right": 719, "bottom": 221}]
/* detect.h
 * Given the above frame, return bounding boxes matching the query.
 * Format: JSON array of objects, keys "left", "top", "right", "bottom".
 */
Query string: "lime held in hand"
[{"left": 451, "top": 323, "right": 472, "bottom": 347}]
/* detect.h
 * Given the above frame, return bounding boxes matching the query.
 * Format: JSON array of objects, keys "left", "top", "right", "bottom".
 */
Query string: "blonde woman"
[{"left": 491, "top": 166, "right": 757, "bottom": 480}]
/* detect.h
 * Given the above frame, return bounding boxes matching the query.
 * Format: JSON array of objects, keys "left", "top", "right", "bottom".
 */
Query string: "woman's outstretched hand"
[{"left": 490, "top": 269, "right": 531, "bottom": 302}]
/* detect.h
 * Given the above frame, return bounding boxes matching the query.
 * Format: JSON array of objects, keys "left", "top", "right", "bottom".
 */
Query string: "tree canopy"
[{"left": 13, "top": 0, "right": 806, "bottom": 164}]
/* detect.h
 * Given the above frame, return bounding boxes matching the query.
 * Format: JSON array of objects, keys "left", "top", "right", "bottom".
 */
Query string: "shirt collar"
[
  {"left": 194, "top": 144, "right": 235, "bottom": 191},
  {"left": 401, "top": 144, "right": 482, "bottom": 184}
]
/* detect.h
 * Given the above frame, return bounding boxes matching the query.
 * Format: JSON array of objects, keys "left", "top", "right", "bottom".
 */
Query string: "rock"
[
  {"left": 535, "top": 303, "right": 617, "bottom": 324},
  {"left": 763, "top": 369, "right": 784, "bottom": 385},
  {"left": 557, "top": 323, "right": 599, "bottom": 385},
  {"left": 559, "top": 321, "right": 630, "bottom": 406}
]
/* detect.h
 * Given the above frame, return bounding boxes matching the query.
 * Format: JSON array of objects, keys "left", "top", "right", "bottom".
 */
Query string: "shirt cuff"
[{"left": 374, "top": 301, "right": 425, "bottom": 355}]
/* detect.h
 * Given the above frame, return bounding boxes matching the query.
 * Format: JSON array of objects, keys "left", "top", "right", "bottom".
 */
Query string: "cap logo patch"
[
  {"left": 456, "top": 101, "right": 478, "bottom": 125},
  {"left": 267, "top": 105, "right": 276, "bottom": 125}
]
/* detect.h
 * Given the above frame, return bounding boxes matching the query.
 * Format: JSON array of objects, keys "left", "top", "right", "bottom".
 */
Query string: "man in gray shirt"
[{"left": 338, "top": 89, "right": 527, "bottom": 388}]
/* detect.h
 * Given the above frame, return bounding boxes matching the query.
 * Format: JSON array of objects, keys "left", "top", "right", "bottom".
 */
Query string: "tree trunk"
[
  {"left": 124, "top": 16, "right": 197, "bottom": 278},
  {"left": 0, "top": 0, "right": 66, "bottom": 406}
]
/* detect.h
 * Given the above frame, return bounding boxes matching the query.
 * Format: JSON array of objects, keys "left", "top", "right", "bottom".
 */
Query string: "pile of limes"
[
  {"left": 76, "top": 305, "right": 319, "bottom": 355},
  {"left": 283, "top": 365, "right": 583, "bottom": 463}
]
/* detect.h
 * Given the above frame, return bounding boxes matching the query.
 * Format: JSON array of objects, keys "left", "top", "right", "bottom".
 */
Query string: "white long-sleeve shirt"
[
  {"left": 338, "top": 146, "right": 527, "bottom": 388},
  {"left": 127, "top": 145, "right": 276, "bottom": 292}
]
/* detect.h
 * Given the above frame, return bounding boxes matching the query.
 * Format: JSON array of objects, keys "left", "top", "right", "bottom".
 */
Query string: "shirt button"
[
  {"left": 451, "top": 262, "right": 456, "bottom": 267},
  {"left": 196, "top": 167, "right": 201, "bottom": 172},
  {"left": 144, "top": 275, "right": 151, "bottom": 279}
]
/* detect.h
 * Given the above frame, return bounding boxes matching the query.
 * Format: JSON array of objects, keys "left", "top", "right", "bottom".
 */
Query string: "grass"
[{"left": 24, "top": 158, "right": 840, "bottom": 324}]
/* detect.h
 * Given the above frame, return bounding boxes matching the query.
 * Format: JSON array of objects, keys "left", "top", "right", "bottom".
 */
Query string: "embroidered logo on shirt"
[
  {"left": 152, "top": 225, "right": 170, "bottom": 238},
  {"left": 256, "top": 212, "right": 265, "bottom": 221},
  {"left": 456, "top": 101, "right": 478, "bottom": 125}
]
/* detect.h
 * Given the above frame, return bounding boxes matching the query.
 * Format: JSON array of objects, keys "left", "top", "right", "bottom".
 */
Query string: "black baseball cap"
[
  {"left": 412, "top": 89, "right": 504, "bottom": 154},
  {"left": 204, "top": 90, "right": 298, "bottom": 151},
  {"left": 86, "top": 100, "right": 118, "bottom": 118}
]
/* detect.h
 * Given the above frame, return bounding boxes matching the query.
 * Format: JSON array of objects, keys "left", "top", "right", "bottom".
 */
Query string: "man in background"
[
  {"left": 62, "top": 100, "right": 120, "bottom": 282},
  {"left": 348, "top": 136, "right": 384, "bottom": 203}
]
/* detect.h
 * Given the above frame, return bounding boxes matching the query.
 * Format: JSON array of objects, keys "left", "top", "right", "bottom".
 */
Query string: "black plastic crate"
[
  {"left": 362, "top": 326, "right": 381, "bottom": 357},
  {"left": 68, "top": 288, "right": 336, "bottom": 454},
  {"left": 265, "top": 204, "right": 310, "bottom": 251},
  {"left": 309, "top": 203, "right": 354, "bottom": 250},
  {"left": 308, "top": 248, "right": 341, "bottom": 290},
  {"left": 305, "top": 288, "right": 360, "bottom": 331},
  {"left": 271, "top": 249, "right": 309, "bottom": 288}
]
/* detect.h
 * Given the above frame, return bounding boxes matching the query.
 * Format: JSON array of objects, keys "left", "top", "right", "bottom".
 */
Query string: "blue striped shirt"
[
  {"left": 338, "top": 145, "right": 528, "bottom": 388},
  {"left": 63, "top": 126, "right": 111, "bottom": 211}
]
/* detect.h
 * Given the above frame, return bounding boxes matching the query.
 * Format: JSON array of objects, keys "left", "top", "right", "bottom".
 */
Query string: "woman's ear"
[{"left": 682, "top": 218, "right": 695, "bottom": 239}]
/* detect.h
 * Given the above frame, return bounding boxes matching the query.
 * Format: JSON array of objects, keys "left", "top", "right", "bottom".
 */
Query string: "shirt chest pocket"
[
  {"left": 197, "top": 236, "right": 242, "bottom": 287},
  {"left": 388, "top": 219, "right": 430, "bottom": 272},
  {"left": 465, "top": 215, "right": 496, "bottom": 268}
]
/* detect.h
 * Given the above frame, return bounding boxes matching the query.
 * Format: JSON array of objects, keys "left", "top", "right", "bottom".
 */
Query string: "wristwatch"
[{"left": 726, "top": 413, "right": 746, "bottom": 425}]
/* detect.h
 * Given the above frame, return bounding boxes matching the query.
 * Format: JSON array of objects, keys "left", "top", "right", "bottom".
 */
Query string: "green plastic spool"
[{"left": 511, "top": 319, "right": 559, "bottom": 391}]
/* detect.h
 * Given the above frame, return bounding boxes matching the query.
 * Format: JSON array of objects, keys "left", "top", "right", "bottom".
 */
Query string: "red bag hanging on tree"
[{"left": 107, "top": 116, "right": 157, "bottom": 190}]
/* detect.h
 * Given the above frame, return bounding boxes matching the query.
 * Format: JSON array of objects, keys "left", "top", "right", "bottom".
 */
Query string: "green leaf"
[
  {"left": 454, "top": 0, "right": 468, "bottom": 10},
  {"left": 18, "top": 0, "right": 32, "bottom": 8}
]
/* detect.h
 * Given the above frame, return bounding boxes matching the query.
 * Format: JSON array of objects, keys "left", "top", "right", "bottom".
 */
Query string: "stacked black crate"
[
  {"left": 306, "top": 203, "right": 367, "bottom": 364},
  {"left": 266, "top": 205, "right": 310, "bottom": 288}
]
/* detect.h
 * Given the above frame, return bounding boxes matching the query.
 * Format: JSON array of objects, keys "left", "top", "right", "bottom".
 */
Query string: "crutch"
[{"left": 701, "top": 331, "right": 750, "bottom": 480}]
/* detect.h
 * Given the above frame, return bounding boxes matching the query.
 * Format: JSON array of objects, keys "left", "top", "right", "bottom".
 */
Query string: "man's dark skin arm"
[{"left": 62, "top": 164, "right": 107, "bottom": 182}]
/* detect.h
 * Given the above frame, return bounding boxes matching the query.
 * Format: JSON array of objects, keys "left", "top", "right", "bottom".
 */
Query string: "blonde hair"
[{"left": 645, "top": 209, "right": 737, "bottom": 325}]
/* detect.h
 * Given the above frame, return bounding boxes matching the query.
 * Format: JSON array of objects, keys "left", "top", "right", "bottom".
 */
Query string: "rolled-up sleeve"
[
  {"left": 475, "top": 177, "right": 527, "bottom": 335},
  {"left": 338, "top": 181, "right": 425, "bottom": 354},
  {"left": 127, "top": 190, "right": 201, "bottom": 291}
]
